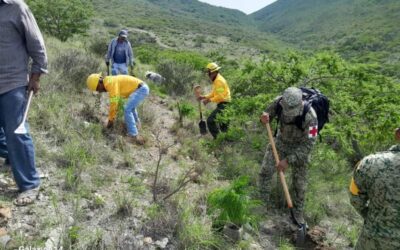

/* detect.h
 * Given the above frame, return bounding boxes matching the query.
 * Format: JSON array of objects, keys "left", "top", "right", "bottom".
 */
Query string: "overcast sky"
[{"left": 199, "top": 0, "right": 277, "bottom": 14}]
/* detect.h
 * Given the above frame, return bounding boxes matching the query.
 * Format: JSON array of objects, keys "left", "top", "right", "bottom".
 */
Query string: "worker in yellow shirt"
[
  {"left": 198, "top": 63, "right": 231, "bottom": 139},
  {"left": 86, "top": 74, "right": 149, "bottom": 145}
]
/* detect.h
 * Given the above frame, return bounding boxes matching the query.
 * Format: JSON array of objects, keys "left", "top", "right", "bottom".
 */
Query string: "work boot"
[{"left": 127, "top": 135, "right": 145, "bottom": 145}]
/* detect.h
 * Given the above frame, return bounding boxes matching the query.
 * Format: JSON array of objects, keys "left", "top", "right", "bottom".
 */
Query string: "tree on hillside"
[{"left": 26, "top": 0, "right": 93, "bottom": 41}]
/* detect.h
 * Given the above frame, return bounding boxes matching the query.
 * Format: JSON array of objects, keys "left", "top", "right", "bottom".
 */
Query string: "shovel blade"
[
  {"left": 295, "top": 224, "right": 307, "bottom": 247},
  {"left": 199, "top": 120, "right": 207, "bottom": 135},
  {"left": 14, "top": 124, "right": 27, "bottom": 134}
]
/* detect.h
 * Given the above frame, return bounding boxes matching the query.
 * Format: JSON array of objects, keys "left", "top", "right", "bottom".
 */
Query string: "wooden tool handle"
[
  {"left": 198, "top": 101, "right": 203, "bottom": 120},
  {"left": 265, "top": 122, "right": 293, "bottom": 208},
  {"left": 21, "top": 91, "right": 34, "bottom": 124}
]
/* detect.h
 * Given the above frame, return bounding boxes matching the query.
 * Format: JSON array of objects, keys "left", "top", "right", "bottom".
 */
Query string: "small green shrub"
[
  {"left": 64, "top": 165, "right": 81, "bottom": 191},
  {"left": 103, "top": 19, "right": 119, "bottom": 28},
  {"left": 129, "top": 32, "right": 157, "bottom": 45},
  {"left": 156, "top": 59, "right": 198, "bottom": 96},
  {"left": 89, "top": 37, "right": 110, "bottom": 57},
  {"left": 52, "top": 49, "right": 101, "bottom": 90},
  {"left": 136, "top": 45, "right": 160, "bottom": 64},
  {"left": 92, "top": 194, "right": 106, "bottom": 209},
  {"left": 177, "top": 101, "right": 196, "bottom": 126},
  {"left": 114, "top": 192, "right": 134, "bottom": 217},
  {"left": 125, "top": 176, "right": 146, "bottom": 195},
  {"left": 177, "top": 203, "right": 223, "bottom": 249},
  {"left": 207, "top": 176, "right": 261, "bottom": 229},
  {"left": 160, "top": 50, "right": 208, "bottom": 71}
]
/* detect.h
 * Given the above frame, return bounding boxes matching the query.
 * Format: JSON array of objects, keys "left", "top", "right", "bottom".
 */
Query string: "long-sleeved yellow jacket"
[
  {"left": 204, "top": 73, "right": 231, "bottom": 103},
  {"left": 103, "top": 75, "right": 142, "bottom": 121}
]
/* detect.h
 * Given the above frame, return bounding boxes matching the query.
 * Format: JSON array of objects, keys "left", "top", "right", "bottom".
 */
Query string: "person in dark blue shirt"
[{"left": 105, "top": 30, "right": 135, "bottom": 76}]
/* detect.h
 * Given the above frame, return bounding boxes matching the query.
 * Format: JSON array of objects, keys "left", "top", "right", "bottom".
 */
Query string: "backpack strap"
[
  {"left": 275, "top": 101, "right": 311, "bottom": 135},
  {"left": 296, "top": 101, "right": 311, "bottom": 131},
  {"left": 274, "top": 97, "right": 283, "bottom": 137}
]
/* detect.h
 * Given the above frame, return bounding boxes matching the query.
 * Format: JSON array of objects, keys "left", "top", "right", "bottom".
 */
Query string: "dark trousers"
[{"left": 207, "top": 102, "right": 229, "bottom": 139}]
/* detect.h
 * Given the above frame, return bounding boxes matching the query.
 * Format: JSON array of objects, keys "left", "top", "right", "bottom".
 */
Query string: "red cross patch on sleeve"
[{"left": 308, "top": 125, "right": 318, "bottom": 138}]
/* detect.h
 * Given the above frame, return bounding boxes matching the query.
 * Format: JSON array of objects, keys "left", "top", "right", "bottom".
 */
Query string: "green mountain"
[
  {"left": 146, "top": 0, "right": 254, "bottom": 26},
  {"left": 94, "top": 0, "right": 288, "bottom": 59},
  {"left": 96, "top": 0, "right": 255, "bottom": 35},
  {"left": 251, "top": 0, "right": 400, "bottom": 77}
]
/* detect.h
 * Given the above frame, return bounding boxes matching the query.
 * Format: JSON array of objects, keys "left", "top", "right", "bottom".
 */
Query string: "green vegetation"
[
  {"left": 27, "top": 0, "right": 94, "bottom": 41},
  {"left": 208, "top": 176, "right": 260, "bottom": 229},
  {"left": 5, "top": 0, "right": 396, "bottom": 249},
  {"left": 251, "top": 0, "right": 400, "bottom": 78},
  {"left": 94, "top": 0, "right": 288, "bottom": 59},
  {"left": 177, "top": 202, "right": 224, "bottom": 249}
]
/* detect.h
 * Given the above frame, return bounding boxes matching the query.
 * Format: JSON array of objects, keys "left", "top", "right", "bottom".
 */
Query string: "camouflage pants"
[
  {"left": 355, "top": 230, "right": 400, "bottom": 250},
  {"left": 259, "top": 139, "right": 308, "bottom": 222}
]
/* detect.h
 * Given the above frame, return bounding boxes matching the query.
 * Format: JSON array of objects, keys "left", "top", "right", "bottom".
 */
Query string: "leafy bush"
[
  {"left": 27, "top": 0, "right": 93, "bottom": 41},
  {"left": 52, "top": 49, "right": 101, "bottom": 91},
  {"left": 229, "top": 52, "right": 400, "bottom": 159},
  {"left": 129, "top": 32, "right": 157, "bottom": 46},
  {"left": 103, "top": 19, "right": 119, "bottom": 28},
  {"left": 207, "top": 176, "right": 260, "bottom": 229},
  {"left": 136, "top": 45, "right": 161, "bottom": 64},
  {"left": 156, "top": 59, "right": 198, "bottom": 96},
  {"left": 160, "top": 50, "right": 209, "bottom": 71},
  {"left": 136, "top": 45, "right": 209, "bottom": 71},
  {"left": 89, "top": 37, "right": 110, "bottom": 57},
  {"left": 177, "top": 101, "right": 196, "bottom": 126}
]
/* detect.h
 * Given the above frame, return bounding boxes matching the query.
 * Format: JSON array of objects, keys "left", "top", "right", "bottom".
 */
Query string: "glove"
[{"left": 105, "top": 61, "right": 110, "bottom": 67}]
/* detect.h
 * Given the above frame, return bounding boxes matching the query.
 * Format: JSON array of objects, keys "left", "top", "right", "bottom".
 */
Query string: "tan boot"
[{"left": 127, "top": 135, "right": 145, "bottom": 145}]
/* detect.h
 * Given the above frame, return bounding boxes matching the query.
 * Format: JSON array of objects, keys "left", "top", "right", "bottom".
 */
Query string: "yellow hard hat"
[
  {"left": 206, "top": 62, "right": 221, "bottom": 73},
  {"left": 87, "top": 73, "right": 101, "bottom": 91}
]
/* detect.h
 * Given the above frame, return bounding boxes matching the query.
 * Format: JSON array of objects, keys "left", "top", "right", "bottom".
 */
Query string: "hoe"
[{"left": 193, "top": 85, "right": 207, "bottom": 135}]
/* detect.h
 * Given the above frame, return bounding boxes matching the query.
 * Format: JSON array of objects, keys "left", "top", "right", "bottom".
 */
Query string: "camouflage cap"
[{"left": 281, "top": 87, "right": 303, "bottom": 116}]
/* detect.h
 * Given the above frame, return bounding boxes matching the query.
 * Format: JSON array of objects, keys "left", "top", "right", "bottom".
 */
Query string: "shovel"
[
  {"left": 106, "top": 62, "right": 110, "bottom": 76},
  {"left": 265, "top": 123, "right": 307, "bottom": 246},
  {"left": 14, "top": 90, "right": 34, "bottom": 134},
  {"left": 194, "top": 85, "right": 207, "bottom": 135}
]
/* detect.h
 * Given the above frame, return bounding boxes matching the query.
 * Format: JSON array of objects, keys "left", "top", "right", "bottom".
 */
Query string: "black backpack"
[{"left": 275, "top": 87, "right": 329, "bottom": 135}]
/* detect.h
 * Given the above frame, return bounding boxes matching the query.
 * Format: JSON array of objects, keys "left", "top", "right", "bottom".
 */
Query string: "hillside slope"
[
  {"left": 251, "top": 0, "right": 400, "bottom": 76},
  {"left": 94, "top": 0, "right": 288, "bottom": 58},
  {"left": 147, "top": 0, "right": 254, "bottom": 26}
]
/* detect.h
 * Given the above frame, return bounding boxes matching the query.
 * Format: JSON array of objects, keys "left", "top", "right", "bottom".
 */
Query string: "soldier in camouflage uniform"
[
  {"left": 259, "top": 87, "right": 318, "bottom": 223},
  {"left": 349, "top": 127, "right": 400, "bottom": 250}
]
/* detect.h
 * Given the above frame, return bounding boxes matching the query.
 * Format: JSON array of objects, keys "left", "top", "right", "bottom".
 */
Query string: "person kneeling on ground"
[
  {"left": 86, "top": 74, "right": 149, "bottom": 145},
  {"left": 197, "top": 62, "right": 231, "bottom": 139}
]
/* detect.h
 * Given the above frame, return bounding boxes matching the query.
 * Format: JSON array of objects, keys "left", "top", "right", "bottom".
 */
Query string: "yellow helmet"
[
  {"left": 87, "top": 73, "right": 101, "bottom": 91},
  {"left": 206, "top": 62, "right": 221, "bottom": 73}
]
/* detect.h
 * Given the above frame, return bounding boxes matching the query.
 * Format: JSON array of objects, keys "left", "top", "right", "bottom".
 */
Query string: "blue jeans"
[
  {"left": 0, "top": 127, "right": 7, "bottom": 160},
  {"left": 124, "top": 83, "right": 149, "bottom": 136},
  {"left": 111, "top": 63, "right": 128, "bottom": 75},
  {"left": 0, "top": 87, "right": 40, "bottom": 191}
]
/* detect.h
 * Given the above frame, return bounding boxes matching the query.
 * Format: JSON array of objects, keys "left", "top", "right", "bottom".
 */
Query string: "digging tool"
[
  {"left": 194, "top": 85, "right": 207, "bottom": 135},
  {"left": 14, "top": 90, "right": 33, "bottom": 134},
  {"left": 265, "top": 122, "right": 307, "bottom": 246},
  {"left": 106, "top": 62, "right": 110, "bottom": 76}
]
